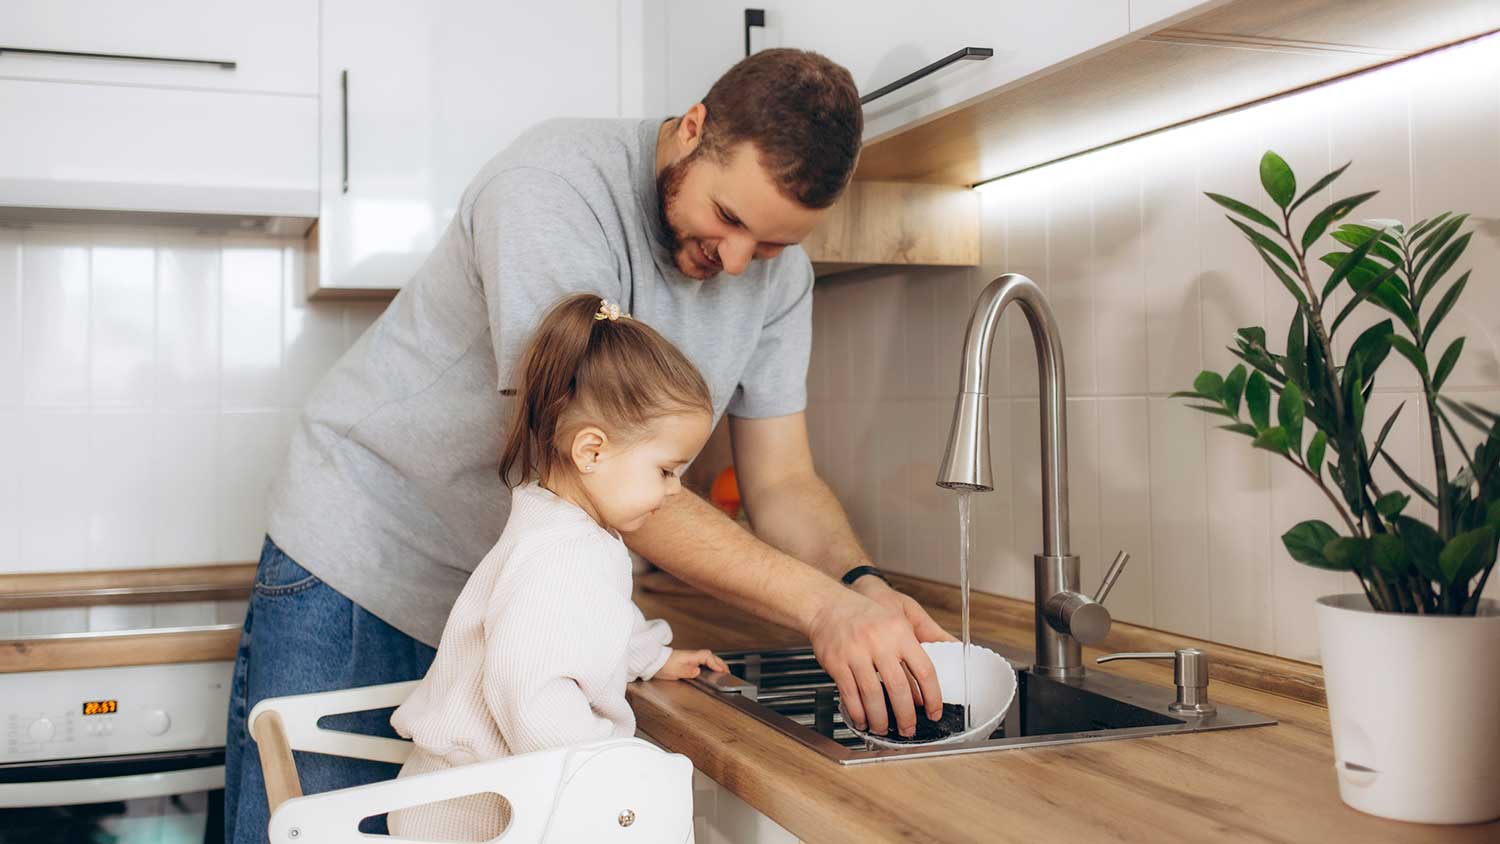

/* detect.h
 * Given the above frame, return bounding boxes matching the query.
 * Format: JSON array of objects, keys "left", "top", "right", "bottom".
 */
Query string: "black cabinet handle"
[
  {"left": 340, "top": 69, "right": 350, "bottom": 195},
  {"left": 744, "top": 9, "right": 765, "bottom": 58},
  {"left": 0, "top": 45, "right": 235, "bottom": 70},
  {"left": 860, "top": 46, "right": 992, "bottom": 105}
]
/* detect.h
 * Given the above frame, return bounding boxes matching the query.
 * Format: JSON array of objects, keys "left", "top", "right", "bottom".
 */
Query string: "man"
[{"left": 225, "top": 48, "right": 951, "bottom": 841}]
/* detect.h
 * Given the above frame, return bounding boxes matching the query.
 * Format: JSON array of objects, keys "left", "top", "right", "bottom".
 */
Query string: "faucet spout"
[
  {"left": 936, "top": 273, "right": 1069, "bottom": 556},
  {"left": 938, "top": 274, "right": 1126, "bottom": 679}
]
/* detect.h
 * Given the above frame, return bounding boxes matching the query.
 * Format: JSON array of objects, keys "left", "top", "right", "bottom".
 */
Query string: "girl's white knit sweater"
[{"left": 388, "top": 481, "right": 673, "bottom": 838}]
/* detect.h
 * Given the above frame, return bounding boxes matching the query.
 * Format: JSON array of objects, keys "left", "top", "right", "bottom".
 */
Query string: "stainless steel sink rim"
[{"left": 688, "top": 641, "right": 1277, "bottom": 766}]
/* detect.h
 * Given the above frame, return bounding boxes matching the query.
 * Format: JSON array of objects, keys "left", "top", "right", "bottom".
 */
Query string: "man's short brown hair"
[{"left": 699, "top": 48, "right": 862, "bottom": 210}]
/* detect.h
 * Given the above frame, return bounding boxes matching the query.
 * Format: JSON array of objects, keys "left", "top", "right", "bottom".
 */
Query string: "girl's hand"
[{"left": 654, "top": 648, "right": 729, "bottom": 680}]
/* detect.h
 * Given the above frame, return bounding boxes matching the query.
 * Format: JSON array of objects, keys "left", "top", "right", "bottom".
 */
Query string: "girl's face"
[{"left": 576, "top": 411, "right": 713, "bottom": 533}]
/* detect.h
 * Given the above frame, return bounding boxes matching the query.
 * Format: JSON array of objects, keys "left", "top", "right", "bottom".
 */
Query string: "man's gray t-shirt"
[{"left": 267, "top": 118, "right": 813, "bottom": 646}]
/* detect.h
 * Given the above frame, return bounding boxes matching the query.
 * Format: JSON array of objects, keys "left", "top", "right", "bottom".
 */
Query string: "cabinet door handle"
[
  {"left": 340, "top": 69, "right": 350, "bottom": 195},
  {"left": 0, "top": 45, "right": 236, "bottom": 70},
  {"left": 859, "top": 46, "right": 992, "bottom": 106}
]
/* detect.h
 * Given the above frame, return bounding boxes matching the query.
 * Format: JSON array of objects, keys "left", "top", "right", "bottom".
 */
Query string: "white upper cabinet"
[
  {"left": 658, "top": 1, "right": 1162, "bottom": 143},
  {"left": 0, "top": 0, "right": 318, "bottom": 222},
  {"left": 0, "top": 0, "right": 316, "bottom": 94},
  {"left": 310, "top": 0, "right": 622, "bottom": 296}
]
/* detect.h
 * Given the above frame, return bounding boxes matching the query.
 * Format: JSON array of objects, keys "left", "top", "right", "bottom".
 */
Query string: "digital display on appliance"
[{"left": 82, "top": 699, "right": 118, "bottom": 716}]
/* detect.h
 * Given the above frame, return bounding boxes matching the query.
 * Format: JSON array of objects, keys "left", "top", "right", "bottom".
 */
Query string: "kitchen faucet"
[{"left": 936, "top": 273, "right": 1129, "bottom": 678}]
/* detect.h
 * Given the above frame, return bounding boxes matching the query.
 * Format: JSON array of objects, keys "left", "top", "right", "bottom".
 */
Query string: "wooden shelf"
[
  {"left": 0, "top": 563, "right": 256, "bottom": 611},
  {"left": 805, "top": 180, "right": 980, "bottom": 279},
  {"left": 0, "top": 626, "right": 241, "bottom": 673}
]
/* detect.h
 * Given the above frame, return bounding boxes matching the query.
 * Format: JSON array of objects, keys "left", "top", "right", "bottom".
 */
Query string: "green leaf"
[
  {"left": 1349, "top": 374, "right": 1366, "bottom": 431},
  {"left": 1260, "top": 151, "right": 1296, "bottom": 209},
  {"left": 1246, "top": 371, "right": 1271, "bottom": 430},
  {"left": 1323, "top": 537, "right": 1367, "bottom": 572},
  {"left": 1370, "top": 401, "right": 1405, "bottom": 461},
  {"left": 1187, "top": 403, "right": 1237, "bottom": 417},
  {"left": 1306, "top": 430, "right": 1328, "bottom": 479},
  {"left": 1438, "top": 526, "right": 1495, "bottom": 585},
  {"left": 1389, "top": 335, "right": 1429, "bottom": 381},
  {"left": 1285, "top": 308, "right": 1306, "bottom": 386},
  {"left": 1421, "top": 270, "right": 1470, "bottom": 350},
  {"left": 1237, "top": 326, "right": 1267, "bottom": 350},
  {"left": 1283, "top": 520, "right": 1340, "bottom": 568},
  {"left": 1331, "top": 224, "right": 1403, "bottom": 266},
  {"left": 1290, "top": 161, "right": 1351, "bottom": 214},
  {"left": 1439, "top": 397, "right": 1497, "bottom": 432},
  {"left": 1395, "top": 515, "right": 1445, "bottom": 582},
  {"left": 1417, "top": 231, "right": 1472, "bottom": 307},
  {"left": 1318, "top": 221, "right": 1390, "bottom": 297},
  {"left": 1328, "top": 263, "right": 1401, "bottom": 336},
  {"left": 1252, "top": 426, "right": 1291, "bottom": 456},
  {"left": 1345, "top": 319, "right": 1394, "bottom": 382},
  {"left": 1369, "top": 533, "right": 1408, "bottom": 577},
  {"left": 1222, "top": 364, "right": 1248, "bottom": 416},
  {"left": 1432, "top": 337, "right": 1465, "bottom": 392},
  {"left": 1384, "top": 453, "right": 1438, "bottom": 507},
  {"left": 1413, "top": 213, "right": 1469, "bottom": 276},
  {"left": 1278, "top": 380, "right": 1305, "bottom": 450},
  {"left": 1489, "top": 500, "right": 1500, "bottom": 530},
  {"left": 1227, "top": 219, "right": 1308, "bottom": 305},
  {"left": 1219, "top": 422, "right": 1259, "bottom": 437},
  {"left": 1205, "top": 192, "right": 1281, "bottom": 233},
  {"left": 1302, "top": 191, "right": 1378, "bottom": 251},
  {"left": 1407, "top": 211, "right": 1451, "bottom": 243},
  {"left": 1376, "top": 491, "right": 1410, "bottom": 518},
  {"left": 1193, "top": 370, "right": 1225, "bottom": 400}
]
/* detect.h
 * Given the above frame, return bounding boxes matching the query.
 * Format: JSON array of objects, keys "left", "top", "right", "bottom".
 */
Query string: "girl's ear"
[{"left": 570, "top": 426, "right": 609, "bottom": 474}]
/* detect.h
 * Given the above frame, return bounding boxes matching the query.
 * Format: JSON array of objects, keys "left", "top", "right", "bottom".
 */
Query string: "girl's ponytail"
[{"left": 499, "top": 294, "right": 711, "bottom": 487}]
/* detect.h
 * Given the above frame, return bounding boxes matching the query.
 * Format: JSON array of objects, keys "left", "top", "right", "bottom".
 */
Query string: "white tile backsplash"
[
  {"left": 21, "top": 233, "right": 90, "bottom": 408},
  {"left": 0, "top": 232, "right": 20, "bottom": 407},
  {"left": 810, "top": 37, "right": 1500, "bottom": 662},
  {"left": 90, "top": 239, "right": 156, "bottom": 408},
  {"left": 0, "top": 226, "right": 388, "bottom": 575}
]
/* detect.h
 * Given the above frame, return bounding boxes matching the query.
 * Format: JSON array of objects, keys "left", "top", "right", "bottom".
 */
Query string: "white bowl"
[{"left": 840, "top": 641, "right": 1017, "bottom": 749}]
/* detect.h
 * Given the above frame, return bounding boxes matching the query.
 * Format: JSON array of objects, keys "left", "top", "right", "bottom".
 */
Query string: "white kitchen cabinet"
[
  {"left": 693, "top": 769, "right": 802, "bottom": 844},
  {"left": 0, "top": 78, "right": 318, "bottom": 219},
  {"left": 0, "top": 0, "right": 317, "bottom": 95},
  {"left": 309, "top": 0, "right": 623, "bottom": 297},
  {"left": 0, "top": 0, "right": 319, "bottom": 223},
  {"left": 656, "top": 1, "right": 1139, "bottom": 143}
]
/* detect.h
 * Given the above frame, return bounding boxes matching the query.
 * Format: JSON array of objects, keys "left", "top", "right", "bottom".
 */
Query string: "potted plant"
[{"left": 1175, "top": 152, "right": 1500, "bottom": 824}]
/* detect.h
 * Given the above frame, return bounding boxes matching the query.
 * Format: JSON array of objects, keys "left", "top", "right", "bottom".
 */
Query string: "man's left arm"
[{"left": 729, "top": 412, "right": 954, "bottom": 644}]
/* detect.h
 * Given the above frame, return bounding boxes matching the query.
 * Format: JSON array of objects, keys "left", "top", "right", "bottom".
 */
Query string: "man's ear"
[
  {"left": 570, "top": 426, "right": 609, "bottom": 473},
  {"left": 677, "top": 103, "right": 707, "bottom": 152}
]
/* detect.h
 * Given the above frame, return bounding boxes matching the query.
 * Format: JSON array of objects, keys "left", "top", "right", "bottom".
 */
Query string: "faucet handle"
[
  {"left": 1096, "top": 647, "right": 1217, "bottom": 717},
  {"left": 1093, "top": 551, "right": 1130, "bottom": 604}
]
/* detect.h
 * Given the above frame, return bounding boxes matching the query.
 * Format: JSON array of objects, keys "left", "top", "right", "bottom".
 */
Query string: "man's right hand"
[{"left": 807, "top": 587, "right": 944, "bottom": 738}]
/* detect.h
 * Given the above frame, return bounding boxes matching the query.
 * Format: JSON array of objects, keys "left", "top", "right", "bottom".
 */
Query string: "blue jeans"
[{"left": 224, "top": 537, "right": 436, "bottom": 844}]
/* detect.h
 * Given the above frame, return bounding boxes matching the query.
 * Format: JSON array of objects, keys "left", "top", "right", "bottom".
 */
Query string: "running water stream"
[{"left": 956, "top": 491, "right": 973, "bottom": 731}]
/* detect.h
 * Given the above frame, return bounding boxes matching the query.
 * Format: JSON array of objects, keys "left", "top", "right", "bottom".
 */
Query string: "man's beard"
[{"left": 654, "top": 150, "right": 696, "bottom": 260}]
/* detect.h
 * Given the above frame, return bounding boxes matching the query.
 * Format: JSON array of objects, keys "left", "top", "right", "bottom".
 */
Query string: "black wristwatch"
[{"left": 840, "top": 565, "right": 890, "bottom": 588}]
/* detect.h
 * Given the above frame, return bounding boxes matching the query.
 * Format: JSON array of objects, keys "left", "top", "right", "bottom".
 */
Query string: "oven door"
[{"left": 0, "top": 748, "right": 223, "bottom": 844}]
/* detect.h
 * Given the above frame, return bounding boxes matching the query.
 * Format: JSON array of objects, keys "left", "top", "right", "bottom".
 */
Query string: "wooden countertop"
[{"left": 628, "top": 575, "right": 1498, "bottom": 843}]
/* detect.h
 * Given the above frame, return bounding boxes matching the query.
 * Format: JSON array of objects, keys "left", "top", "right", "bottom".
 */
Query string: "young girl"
[{"left": 389, "top": 294, "right": 727, "bottom": 839}]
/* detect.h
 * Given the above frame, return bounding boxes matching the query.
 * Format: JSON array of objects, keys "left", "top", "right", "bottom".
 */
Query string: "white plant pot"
[{"left": 1315, "top": 594, "right": 1500, "bottom": 824}]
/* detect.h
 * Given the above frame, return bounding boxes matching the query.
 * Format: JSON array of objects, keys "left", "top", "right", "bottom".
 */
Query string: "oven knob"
[
  {"left": 27, "top": 718, "right": 54, "bottom": 743},
  {"left": 143, "top": 709, "right": 171, "bottom": 737}
]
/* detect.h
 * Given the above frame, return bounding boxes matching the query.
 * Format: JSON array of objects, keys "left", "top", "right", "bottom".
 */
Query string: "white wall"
[
  {"left": 808, "top": 35, "right": 1500, "bottom": 662},
  {"left": 0, "top": 226, "right": 386, "bottom": 631}
]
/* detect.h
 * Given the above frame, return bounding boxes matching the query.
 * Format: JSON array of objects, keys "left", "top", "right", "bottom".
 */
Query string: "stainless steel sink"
[{"left": 689, "top": 641, "right": 1276, "bottom": 765}]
